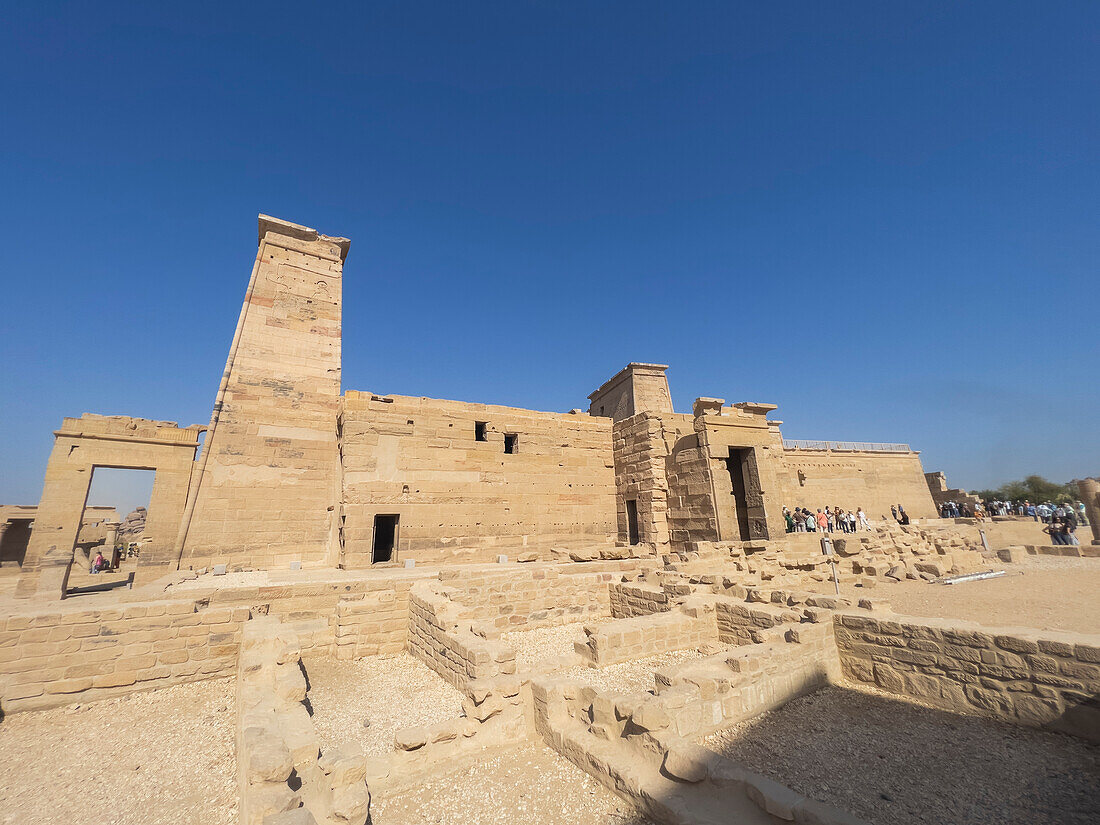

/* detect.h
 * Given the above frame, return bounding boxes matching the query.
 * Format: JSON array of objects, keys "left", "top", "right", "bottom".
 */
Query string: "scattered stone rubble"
[{"left": 117, "top": 507, "right": 147, "bottom": 543}]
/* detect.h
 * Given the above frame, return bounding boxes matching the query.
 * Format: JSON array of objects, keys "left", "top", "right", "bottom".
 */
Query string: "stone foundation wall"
[
  {"left": 0, "top": 599, "right": 248, "bottom": 712},
  {"left": 641, "top": 622, "right": 839, "bottom": 742},
  {"left": 333, "top": 589, "right": 410, "bottom": 660},
  {"left": 609, "top": 580, "right": 671, "bottom": 618},
  {"left": 574, "top": 599, "right": 718, "bottom": 667},
  {"left": 406, "top": 582, "right": 516, "bottom": 688},
  {"left": 1022, "top": 543, "right": 1100, "bottom": 558},
  {"left": 531, "top": 651, "right": 858, "bottom": 825},
  {"left": 441, "top": 565, "right": 622, "bottom": 632},
  {"left": 714, "top": 599, "right": 802, "bottom": 645},
  {"left": 834, "top": 611, "right": 1100, "bottom": 741}
]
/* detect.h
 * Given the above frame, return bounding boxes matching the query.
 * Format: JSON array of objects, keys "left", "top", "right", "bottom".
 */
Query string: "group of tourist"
[
  {"left": 783, "top": 506, "right": 873, "bottom": 534},
  {"left": 1025, "top": 501, "right": 1090, "bottom": 527},
  {"left": 939, "top": 501, "right": 977, "bottom": 518},
  {"left": 939, "top": 498, "right": 1090, "bottom": 527}
]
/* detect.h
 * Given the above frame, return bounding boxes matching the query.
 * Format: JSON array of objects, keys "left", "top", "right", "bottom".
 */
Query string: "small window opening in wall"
[
  {"left": 599, "top": 406, "right": 605, "bottom": 416},
  {"left": 475, "top": 422, "right": 488, "bottom": 442},
  {"left": 503, "top": 434, "right": 518, "bottom": 454},
  {"left": 372, "top": 515, "right": 399, "bottom": 564}
]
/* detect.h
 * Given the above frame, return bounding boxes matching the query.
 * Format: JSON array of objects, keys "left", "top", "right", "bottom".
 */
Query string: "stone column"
[
  {"left": 1077, "top": 478, "right": 1100, "bottom": 545},
  {"left": 104, "top": 522, "right": 120, "bottom": 567}
]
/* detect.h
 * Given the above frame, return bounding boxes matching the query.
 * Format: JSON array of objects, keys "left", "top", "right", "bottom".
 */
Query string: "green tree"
[{"left": 973, "top": 476, "right": 1076, "bottom": 504}]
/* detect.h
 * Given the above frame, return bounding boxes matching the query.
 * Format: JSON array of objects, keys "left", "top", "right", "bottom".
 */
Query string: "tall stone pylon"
[{"left": 153, "top": 215, "right": 350, "bottom": 574}]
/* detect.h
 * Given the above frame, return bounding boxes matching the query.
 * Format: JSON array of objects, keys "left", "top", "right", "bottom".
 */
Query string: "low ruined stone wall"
[
  {"left": 609, "top": 580, "right": 671, "bottom": 618},
  {"left": 406, "top": 582, "right": 516, "bottom": 688},
  {"left": 574, "top": 599, "right": 717, "bottom": 666},
  {"left": 0, "top": 569, "right": 428, "bottom": 713},
  {"left": 646, "top": 623, "right": 840, "bottom": 741},
  {"left": 237, "top": 616, "right": 370, "bottom": 825},
  {"left": 834, "top": 611, "right": 1100, "bottom": 741},
  {"left": 0, "top": 599, "right": 247, "bottom": 712},
  {"left": 334, "top": 590, "right": 409, "bottom": 660},
  {"left": 179, "top": 570, "right": 431, "bottom": 658},
  {"left": 714, "top": 598, "right": 803, "bottom": 645},
  {"left": 441, "top": 564, "right": 624, "bottom": 632}
]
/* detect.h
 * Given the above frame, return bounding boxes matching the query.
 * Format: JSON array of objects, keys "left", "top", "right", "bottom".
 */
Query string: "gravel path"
[
  {"left": 370, "top": 742, "right": 653, "bottom": 825},
  {"left": 304, "top": 654, "right": 465, "bottom": 756},
  {"left": 501, "top": 621, "right": 589, "bottom": 671},
  {"left": 556, "top": 649, "right": 705, "bottom": 695},
  {"left": 701, "top": 685, "right": 1100, "bottom": 825},
  {"left": 0, "top": 678, "right": 236, "bottom": 825}
]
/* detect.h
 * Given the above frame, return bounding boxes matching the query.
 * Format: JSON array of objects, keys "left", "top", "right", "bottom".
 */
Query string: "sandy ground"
[
  {"left": 702, "top": 685, "right": 1100, "bottom": 825},
  {"left": 304, "top": 653, "right": 465, "bottom": 756},
  {"left": 500, "top": 622, "right": 707, "bottom": 692},
  {"left": 0, "top": 678, "right": 236, "bottom": 825},
  {"left": 810, "top": 555, "right": 1100, "bottom": 634},
  {"left": 370, "top": 741, "right": 653, "bottom": 825},
  {"left": 501, "top": 621, "right": 589, "bottom": 670}
]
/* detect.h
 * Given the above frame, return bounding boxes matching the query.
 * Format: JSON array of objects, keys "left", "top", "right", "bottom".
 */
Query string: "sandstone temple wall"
[
  {"left": 339, "top": 392, "right": 617, "bottom": 565},
  {"left": 776, "top": 447, "right": 938, "bottom": 521},
  {"left": 179, "top": 216, "right": 349, "bottom": 572}
]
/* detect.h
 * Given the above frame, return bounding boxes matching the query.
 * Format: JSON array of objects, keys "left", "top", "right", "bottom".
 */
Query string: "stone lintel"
[
  {"left": 692, "top": 397, "right": 725, "bottom": 417},
  {"left": 54, "top": 415, "right": 206, "bottom": 448},
  {"left": 732, "top": 402, "right": 778, "bottom": 415},
  {"left": 258, "top": 214, "right": 351, "bottom": 262}
]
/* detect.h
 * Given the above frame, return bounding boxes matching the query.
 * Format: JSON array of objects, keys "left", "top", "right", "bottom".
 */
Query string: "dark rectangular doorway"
[
  {"left": 626, "top": 499, "right": 640, "bottom": 545},
  {"left": 726, "top": 448, "right": 753, "bottom": 541},
  {"left": 372, "top": 514, "right": 399, "bottom": 564}
]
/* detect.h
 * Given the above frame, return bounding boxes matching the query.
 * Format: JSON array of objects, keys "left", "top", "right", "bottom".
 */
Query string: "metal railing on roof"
[{"left": 782, "top": 440, "right": 912, "bottom": 453}]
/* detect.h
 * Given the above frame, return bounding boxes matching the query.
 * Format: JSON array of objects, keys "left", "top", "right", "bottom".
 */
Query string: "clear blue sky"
[{"left": 1, "top": 1, "right": 1097, "bottom": 515}]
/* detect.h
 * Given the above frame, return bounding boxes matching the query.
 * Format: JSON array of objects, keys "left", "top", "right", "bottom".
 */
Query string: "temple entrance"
[
  {"left": 626, "top": 499, "right": 640, "bottom": 545},
  {"left": 725, "top": 448, "right": 753, "bottom": 542},
  {"left": 66, "top": 467, "right": 155, "bottom": 594},
  {"left": 372, "top": 515, "right": 399, "bottom": 564},
  {"left": 14, "top": 414, "right": 203, "bottom": 600}
]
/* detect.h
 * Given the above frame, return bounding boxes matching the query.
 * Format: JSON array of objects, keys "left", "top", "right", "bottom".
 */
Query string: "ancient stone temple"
[
  {"left": 2, "top": 216, "right": 1097, "bottom": 825},
  {"left": 11, "top": 214, "right": 943, "bottom": 596}
]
